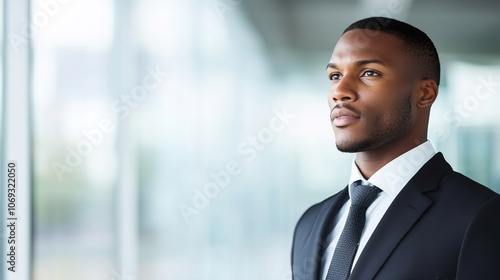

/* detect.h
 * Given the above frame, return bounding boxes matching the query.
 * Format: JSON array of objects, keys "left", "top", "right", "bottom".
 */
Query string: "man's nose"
[{"left": 329, "top": 76, "right": 357, "bottom": 103}]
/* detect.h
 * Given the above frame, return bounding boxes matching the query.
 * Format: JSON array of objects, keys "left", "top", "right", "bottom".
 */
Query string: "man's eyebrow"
[
  {"left": 326, "top": 63, "right": 337, "bottom": 70},
  {"left": 355, "top": 59, "right": 385, "bottom": 67},
  {"left": 326, "top": 59, "right": 385, "bottom": 70}
]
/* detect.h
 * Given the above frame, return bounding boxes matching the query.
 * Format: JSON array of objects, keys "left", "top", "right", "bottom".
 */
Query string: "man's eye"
[
  {"left": 329, "top": 73, "right": 341, "bottom": 80},
  {"left": 362, "top": 70, "right": 379, "bottom": 77}
]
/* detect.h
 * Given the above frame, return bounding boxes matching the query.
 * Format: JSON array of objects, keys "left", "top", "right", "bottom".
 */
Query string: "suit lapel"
[
  {"left": 349, "top": 185, "right": 433, "bottom": 279},
  {"left": 298, "top": 188, "right": 349, "bottom": 280},
  {"left": 349, "top": 153, "right": 451, "bottom": 280}
]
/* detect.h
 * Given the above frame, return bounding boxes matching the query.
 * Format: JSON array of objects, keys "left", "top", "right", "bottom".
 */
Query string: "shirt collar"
[{"left": 348, "top": 140, "right": 436, "bottom": 199}]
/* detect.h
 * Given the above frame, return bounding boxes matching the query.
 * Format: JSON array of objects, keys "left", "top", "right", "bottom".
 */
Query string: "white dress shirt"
[{"left": 321, "top": 141, "right": 436, "bottom": 279}]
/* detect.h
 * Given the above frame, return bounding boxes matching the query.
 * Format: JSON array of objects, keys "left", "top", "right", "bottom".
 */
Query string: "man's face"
[{"left": 327, "top": 29, "right": 418, "bottom": 153}]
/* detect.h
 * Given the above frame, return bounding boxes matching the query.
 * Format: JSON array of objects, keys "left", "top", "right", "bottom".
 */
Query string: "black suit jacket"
[{"left": 291, "top": 153, "right": 500, "bottom": 280}]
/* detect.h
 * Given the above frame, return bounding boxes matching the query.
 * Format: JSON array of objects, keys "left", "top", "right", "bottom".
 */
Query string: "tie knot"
[{"left": 350, "top": 180, "right": 381, "bottom": 207}]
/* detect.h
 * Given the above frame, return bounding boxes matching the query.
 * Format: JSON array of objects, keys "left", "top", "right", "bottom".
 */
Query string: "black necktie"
[{"left": 325, "top": 180, "right": 381, "bottom": 280}]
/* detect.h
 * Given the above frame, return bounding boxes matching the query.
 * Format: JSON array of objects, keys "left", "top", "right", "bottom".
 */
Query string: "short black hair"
[{"left": 343, "top": 17, "right": 440, "bottom": 86}]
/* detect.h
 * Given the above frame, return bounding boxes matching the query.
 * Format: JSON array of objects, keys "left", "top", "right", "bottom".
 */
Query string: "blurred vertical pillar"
[
  {"left": 112, "top": 0, "right": 139, "bottom": 277},
  {"left": 1, "top": 0, "right": 33, "bottom": 279}
]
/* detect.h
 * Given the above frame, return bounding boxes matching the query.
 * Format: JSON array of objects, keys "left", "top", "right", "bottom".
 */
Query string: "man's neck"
[{"left": 354, "top": 139, "right": 427, "bottom": 179}]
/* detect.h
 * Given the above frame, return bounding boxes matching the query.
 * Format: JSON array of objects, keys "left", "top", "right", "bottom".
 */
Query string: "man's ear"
[{"left": 416, "top": 79, "right": 438, "bottom": 108}]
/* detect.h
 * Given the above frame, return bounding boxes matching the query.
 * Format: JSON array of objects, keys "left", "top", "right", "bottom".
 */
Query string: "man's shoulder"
[
  {"left": 419, "top": 152, "right": 498, "bottom": 199},
  {"left": 292, "top": 188, "right": 347, "bottom": 268},
  {"left": 422, "top": 166, "right": 499, "bottom": 222},
  {"left": 439, "top": 168, "right": 498, "bottom": 198},
  {"left": 297, "top": 191, "right": 344, "bottom": 222},
  {"left": 294, "top": 189, "right": 346, "bottom": 237}
]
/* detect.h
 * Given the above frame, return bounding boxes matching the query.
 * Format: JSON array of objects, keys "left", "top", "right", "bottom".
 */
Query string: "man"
[{"left": 291, "top": 17, "right": 500, "bottom": 280}]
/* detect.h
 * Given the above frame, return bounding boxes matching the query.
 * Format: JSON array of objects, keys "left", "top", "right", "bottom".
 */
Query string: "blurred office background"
[{"left": 1, "top": 0, "right": 500, "bottom": 279}]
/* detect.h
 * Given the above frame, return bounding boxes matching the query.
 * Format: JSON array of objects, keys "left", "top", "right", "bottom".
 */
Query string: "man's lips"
[{"left": 330, "top": 108, "right": 360, "bottom": 127}]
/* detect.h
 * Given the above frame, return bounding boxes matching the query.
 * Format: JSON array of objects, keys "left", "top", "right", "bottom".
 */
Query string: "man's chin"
[
  {"left": 335, "top": 139, "right": 374, "bottom": 153},
  {"left": 336, "top": 144, "right": 359, "bottom": 153}
]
